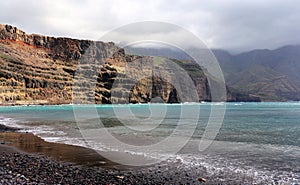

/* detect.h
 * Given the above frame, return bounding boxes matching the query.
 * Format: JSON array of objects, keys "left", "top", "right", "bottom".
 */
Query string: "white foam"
[
  {"left": 0, "top": 115, "right": 299, "bottom": 184},
  {"left": 165, "top": 152, "right": 300, "bottom": 184},
  {"left": 234, "top": 103, "right": 243, "bottom": 106},
  {"left": 0, "top": 116, "right": 24, "bottom": 128}
]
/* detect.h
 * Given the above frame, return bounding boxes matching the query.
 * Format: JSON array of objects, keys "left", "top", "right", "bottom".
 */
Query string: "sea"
[{"left": 0, "top": 102, "right": 299, "bottom": 184}]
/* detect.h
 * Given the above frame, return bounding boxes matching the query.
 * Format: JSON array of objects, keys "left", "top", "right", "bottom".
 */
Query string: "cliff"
[
  {"left": 127, "top": 46, "right": 300, "bottom": 101},
  {"left": 0, "top": 24, "right": 255, "bottom": 105},
  {"left": 0, "top": 24, "right": 118, "bottom": 104}
]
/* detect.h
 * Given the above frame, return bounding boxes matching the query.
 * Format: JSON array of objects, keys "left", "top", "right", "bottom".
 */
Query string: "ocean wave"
[{"left": 0, "top": 116, "right": 24, "bottom": 128}]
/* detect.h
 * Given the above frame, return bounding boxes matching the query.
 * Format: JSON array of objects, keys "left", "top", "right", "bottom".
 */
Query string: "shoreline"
[
  {"left": 1, "top": 106, "right": 298, "bottom": 184},
  {"left": 1, "top": 101, "right": 300, "bottom": 108},
  {"left": 0, "top": 124, "right": 213, "bottom": 184},
  {"left": 0, "top": 132, "right": 118, "bottom": 168}
]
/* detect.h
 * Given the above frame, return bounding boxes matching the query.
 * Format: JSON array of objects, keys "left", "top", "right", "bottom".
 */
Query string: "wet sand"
[
  {"left": 0, "top": 125, "right": 208, "bottom": 184},
  {"left": 0, "top": 131, "right": 117, "bottom": 168},
  {"left": 0, "top": 125, "right": 134, "bottom": 184},
  {"left": 0, "top": 124, "right": 257, "bottom": 184}
]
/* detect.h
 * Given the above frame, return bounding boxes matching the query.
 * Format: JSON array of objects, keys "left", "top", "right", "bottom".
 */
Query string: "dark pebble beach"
[
  {"left": 0, "top": 124, "right": 259, "bottom": 184},
  {"left": 0, "top": 125, "right": 209, "bottom": 185},
  {"left": 0, "top": 151, "right": 218, "bottom": 185}
]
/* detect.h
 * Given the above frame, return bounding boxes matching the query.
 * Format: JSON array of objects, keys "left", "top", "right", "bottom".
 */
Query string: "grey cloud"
[{"left": 0, "top": 0, "right": 299, "bottom": 53}]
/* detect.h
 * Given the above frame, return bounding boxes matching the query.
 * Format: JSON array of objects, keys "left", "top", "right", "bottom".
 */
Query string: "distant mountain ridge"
[
  {"left": 127, "top": 45, "right": 300, "bottom": 101},
  {"left": 216, "top": 45, "right": 300, "bottom": 101}
]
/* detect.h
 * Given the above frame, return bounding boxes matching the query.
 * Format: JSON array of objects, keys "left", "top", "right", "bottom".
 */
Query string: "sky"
[{"left": 0, "top": 0, "right": 300, "bottom": 53}]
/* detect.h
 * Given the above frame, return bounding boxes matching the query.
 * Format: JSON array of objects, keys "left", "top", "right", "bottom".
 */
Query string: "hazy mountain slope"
[
  {"left": 126, "top": 45, "right": 300, "bottom": 101},
  {"left": 226, "top": 46, "right": 300, "bottom": 100},
  {"left": 264, "top": 46, "right": 300, "bottom": 87},
  {"left": 226, "top": 64, "right": 300, "bottom": 101}
]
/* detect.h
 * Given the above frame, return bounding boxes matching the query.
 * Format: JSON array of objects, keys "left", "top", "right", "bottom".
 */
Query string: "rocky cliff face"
[
  {"left": 128, "top": 45, "right": 300, "bottom": 101},
  {"left": 0, "top": 24, "right": 250, "bottom": 105}
]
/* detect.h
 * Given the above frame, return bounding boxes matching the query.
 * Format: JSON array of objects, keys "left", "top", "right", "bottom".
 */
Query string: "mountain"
[
  {"left": 0, "top": 24, "right": 255, "bottom": 105},
  {"left": 127, "top": 46, "right": 300, "bottom": 101},
  {"left": 218, "top": 46, "right": 300, "bottom": 101}
]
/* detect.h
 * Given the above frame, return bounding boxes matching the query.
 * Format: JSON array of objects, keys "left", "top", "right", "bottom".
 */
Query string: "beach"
[
  {"left": 0, "top": 103, "right": 299, "bottom": 184},
  {"left": 0, "top": 125, "right": 215, "bottom": 184}
]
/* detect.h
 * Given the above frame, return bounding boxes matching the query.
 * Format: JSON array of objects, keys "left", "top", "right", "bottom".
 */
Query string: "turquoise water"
[
  {"left": 0, "top": 102, "right": 299, "bottom": 183},
  {"left": 219, "top": 103, "right": 300, "bottom": 146}
]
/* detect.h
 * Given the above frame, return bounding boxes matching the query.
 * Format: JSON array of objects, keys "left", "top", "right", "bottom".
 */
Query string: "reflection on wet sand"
[{"left": 0, "top": 132, "right": 117, "bottom": 168}]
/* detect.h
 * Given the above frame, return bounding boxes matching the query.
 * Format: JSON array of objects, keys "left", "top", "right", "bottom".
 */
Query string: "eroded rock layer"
[{"left": 0, "top": 24, "right": 253, "bottom": 105}]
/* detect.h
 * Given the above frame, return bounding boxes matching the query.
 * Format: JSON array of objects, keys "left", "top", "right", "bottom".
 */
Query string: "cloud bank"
[{"left": 1, "top": 0, "right": 300, "bottom": 52}]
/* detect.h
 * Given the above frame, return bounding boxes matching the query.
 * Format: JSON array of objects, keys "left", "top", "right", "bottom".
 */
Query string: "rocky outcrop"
[
  {"left": 0, "top": 24, "right": 251, "bottom": 105},
  {"left": 0, "top": 24, "right": 119, "bottom": 62},
  {"left": 0, "top": 25, "right": 112, "bottom": 104}
]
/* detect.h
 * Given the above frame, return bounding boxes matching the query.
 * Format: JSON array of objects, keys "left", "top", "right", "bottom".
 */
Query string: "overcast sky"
[{"left": 1, "top": 0, "right": 300, "bottom": 53}]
